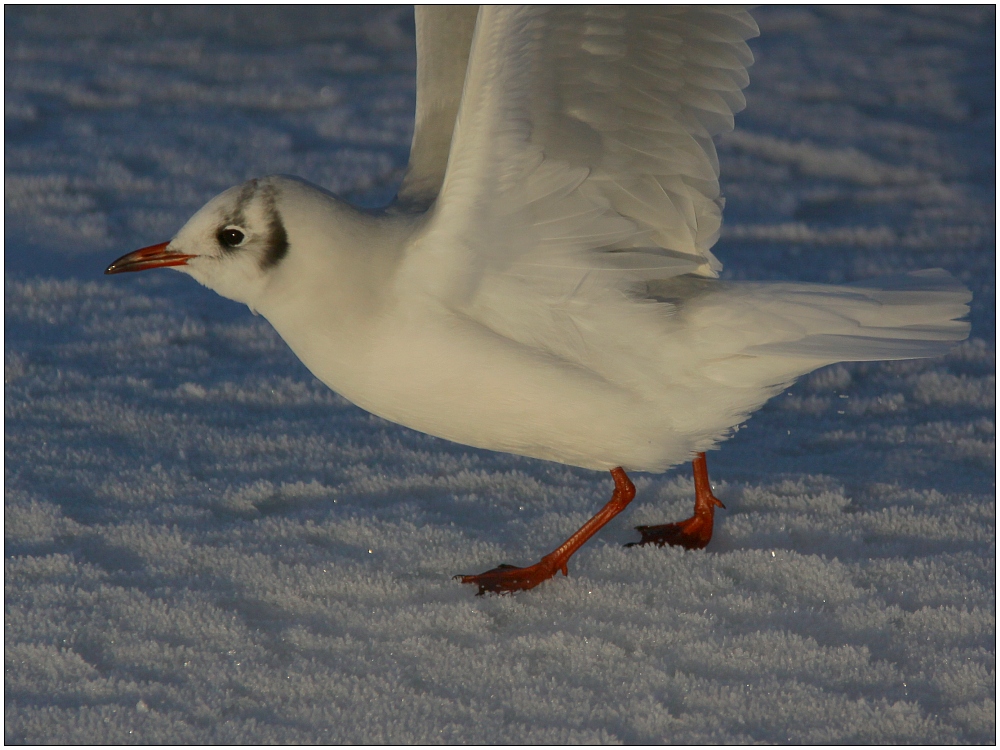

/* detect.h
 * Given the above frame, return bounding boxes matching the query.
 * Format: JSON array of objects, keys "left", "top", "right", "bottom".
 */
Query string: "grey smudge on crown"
[
  {"left": 229, "top": 178, "right": 259, "bottom": 228},
  {"left": 260, "top": 183, "right": 289, "bottom": 270}
]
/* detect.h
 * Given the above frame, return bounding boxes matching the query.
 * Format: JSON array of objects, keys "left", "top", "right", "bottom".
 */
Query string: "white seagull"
[{"left": 107, "top": 6, "right": 970, "bottom": 594}]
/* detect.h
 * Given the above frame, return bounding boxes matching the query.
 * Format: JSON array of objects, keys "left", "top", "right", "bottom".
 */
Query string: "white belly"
[{"left": 269, "top": 300, "right": 685, "bottom": 472}]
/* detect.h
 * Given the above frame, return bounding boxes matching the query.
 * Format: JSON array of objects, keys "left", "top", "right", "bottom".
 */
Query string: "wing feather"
[
  {"left": 399, "top": 6, "right": 759, "bottom": 384},
  {"left": 394, "top": 5, "right": 479, "bottom": 210},
  {"left": 408, "top": 6, "right": 758, "bottom": 299}
]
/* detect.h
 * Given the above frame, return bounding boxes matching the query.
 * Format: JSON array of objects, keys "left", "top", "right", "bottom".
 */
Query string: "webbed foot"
[{"left": 455, "top": 560, "right": 564, "bottom": 595}]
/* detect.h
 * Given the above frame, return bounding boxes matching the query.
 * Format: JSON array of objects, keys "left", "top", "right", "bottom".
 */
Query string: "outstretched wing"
[
  {"left": 406, "top": 6, "right": 758, "bottom": 304},
  {"left": 394, "top": 5, "right": 480, "bottom": 210}
]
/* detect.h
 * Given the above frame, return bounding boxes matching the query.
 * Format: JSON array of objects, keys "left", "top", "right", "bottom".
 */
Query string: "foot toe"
[{"left": 628, "top": 516, "right": 713, "bottom": 550}]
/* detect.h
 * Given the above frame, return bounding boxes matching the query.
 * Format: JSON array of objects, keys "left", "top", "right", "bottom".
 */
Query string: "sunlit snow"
[{"left": 5, "top": 6, "right": 994, "bottom": 744}]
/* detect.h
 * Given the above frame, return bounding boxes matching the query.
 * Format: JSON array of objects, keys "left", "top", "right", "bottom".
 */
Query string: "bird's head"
[
  {"left": 105, "top": 176, "right": 295, "bottom": 308},
  {"left": 107, "top": 174, "right": 411, "bottom": 330}
]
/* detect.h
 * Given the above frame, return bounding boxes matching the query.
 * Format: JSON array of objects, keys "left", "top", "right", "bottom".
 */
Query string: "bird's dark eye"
[{"left": 218, "top": 227, "right": 246, "bottom": 248}]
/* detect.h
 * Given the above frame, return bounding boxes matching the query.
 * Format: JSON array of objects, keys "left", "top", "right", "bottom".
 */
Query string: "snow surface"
[{"left": 5, "top": 5, "right": 995, "bottom": 744}]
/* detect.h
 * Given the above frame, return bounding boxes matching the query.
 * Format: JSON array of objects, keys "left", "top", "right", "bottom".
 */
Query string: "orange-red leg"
[
  {"left": 456, "top": 467, "right": 636, "bottom": 595},
  {"left": 627, "top": 452, "right": 725, "bottom": 550}
]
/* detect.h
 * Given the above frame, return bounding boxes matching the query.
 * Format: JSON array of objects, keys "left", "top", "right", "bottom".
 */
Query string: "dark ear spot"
[{"left": 261, "top": 208, "right": 288, "bottom": 269}]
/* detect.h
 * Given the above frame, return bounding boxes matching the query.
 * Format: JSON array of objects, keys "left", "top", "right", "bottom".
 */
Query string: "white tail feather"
[{"left": 740, "top": 269, "right": 971, "bottom": 361}]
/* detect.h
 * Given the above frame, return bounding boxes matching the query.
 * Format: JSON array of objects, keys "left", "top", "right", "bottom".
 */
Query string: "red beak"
[{"left": 104, "top": 242, "right": 196, "bottom": 275}]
